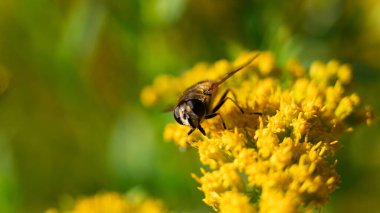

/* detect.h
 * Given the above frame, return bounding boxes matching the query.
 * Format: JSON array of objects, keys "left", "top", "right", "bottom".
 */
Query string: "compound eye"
[
  {"left": 188, "top": 99, "right": 206, "bottom": 118},
  {"left": 174, "top": 105, "right": 184, "bottom": 125}
]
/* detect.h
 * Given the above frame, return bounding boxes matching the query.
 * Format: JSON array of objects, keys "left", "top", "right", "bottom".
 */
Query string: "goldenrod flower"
[
  {"left": 219, "top": 191, "right": 256, "bottom": 213},
  {"left": 141, "top": 50, "right": 373, "bottom": 212},
  {"left": 45, "top": 192, "right": 169, "bottom": 213}
]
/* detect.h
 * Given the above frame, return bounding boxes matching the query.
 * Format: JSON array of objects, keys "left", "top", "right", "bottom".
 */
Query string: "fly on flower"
[{"left": 174, "top": 53, "right": 261, "bottom": 136}]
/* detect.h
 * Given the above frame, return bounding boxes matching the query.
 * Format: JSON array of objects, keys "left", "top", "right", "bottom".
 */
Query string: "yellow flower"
[
  {"left": 219, "top": 191, "right": 256, "bottom": 213},
  {"left": 141, "top": 50, "right": 372, "bottom": 212},
  {"left": 45, "top": 192, "right": 169, "bottom": 213},
  {"left": 337, "top": 64, "right": 352, "bottom": 84},
  {"left": 257, "top": 51, "right": 276, "bottom": 75},
  {"left": 286, "top": 59, "right": 305, "bottom": 77}
]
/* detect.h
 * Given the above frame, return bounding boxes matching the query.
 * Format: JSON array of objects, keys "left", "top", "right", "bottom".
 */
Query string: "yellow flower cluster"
[
  {"left": 45, "top": 192, "right": 169, "bottom": 213},
  {"left": 141, "top": 51, "right": 373, "bottom": 212}
]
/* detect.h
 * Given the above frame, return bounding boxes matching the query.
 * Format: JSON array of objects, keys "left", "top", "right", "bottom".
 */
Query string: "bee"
[{"left": 174, "top": 53, "right": 261, "bottom": 136}]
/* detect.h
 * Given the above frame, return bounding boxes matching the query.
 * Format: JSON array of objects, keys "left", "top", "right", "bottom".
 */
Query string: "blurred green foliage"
[{"left": 0, "top": 0, "right": 379, "bottom": 212}]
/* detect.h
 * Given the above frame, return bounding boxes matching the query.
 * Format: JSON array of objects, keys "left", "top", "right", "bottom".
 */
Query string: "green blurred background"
[{"left": 0, "top": 0, "right": 379, "bottom": 212}]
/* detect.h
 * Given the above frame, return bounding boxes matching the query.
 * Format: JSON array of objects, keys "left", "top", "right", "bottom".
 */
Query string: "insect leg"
[
  {"left": 205, "top": 113, "right": 226, "bottom": 129},
  {"left": 198, "top": 125, "right": 206, "bottom": 136},
  {"left": 211, "top": 89, "right": 244, "bottom": 114},
  {"left": 187, "top": 128, "right": 195, "bottom": 135},
  {"left": 187, "top": 125, "right": 206, "bottom": 136},
  {"left": 205, "top": 89, "right": 262, "bottom": 131},
  {"left": 214, "top": 89, "right": 263, "bottom": 116}
]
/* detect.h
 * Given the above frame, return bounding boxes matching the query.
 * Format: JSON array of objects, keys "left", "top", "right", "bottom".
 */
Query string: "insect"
[{"left": 174, "top": 53, "right": 261, "bottom": 136}]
